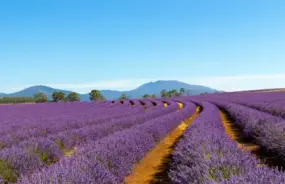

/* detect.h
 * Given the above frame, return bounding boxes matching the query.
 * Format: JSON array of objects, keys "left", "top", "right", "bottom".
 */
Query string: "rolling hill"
[
  {"left": 0, "top": 80, "right": 218, "bottom": 100},
  {"left": 121, "top": 80, "right": 218, "bottom": 99},
  {"left": 0, "top": 93, "right": 7, "bottom": 97}
]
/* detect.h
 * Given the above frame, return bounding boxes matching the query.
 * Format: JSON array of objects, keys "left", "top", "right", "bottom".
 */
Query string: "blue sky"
[{"left": 1, "top": 0, "right": 285, "bottom": 93}]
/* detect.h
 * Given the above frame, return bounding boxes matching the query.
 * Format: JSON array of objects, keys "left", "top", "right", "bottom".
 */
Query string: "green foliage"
[
  {"left": 67, "top": 92, "right": 80, "bottom": 102},
  {"left": 35, "top": 150, "right": 58, "bottom": 165},
  {"left": 143, "top": 94, "right": 156, "bottom": 99},
  {"left": 52, "top": 92, "right": 66, "bottom": 102},
  {"left": 160, "top": 89, "right": 182, "bottom": 98},
  {"left": 0, "top": 160, "right": 17, "bottom": 183},
  {"left": 208, "top": 165, "right": 239, "bottom": 181},
  {"left": 160, "top": 89, "right": 168, "bottom": 98},
  {"left": 89, "top": 90, "right": 105, "bottom": 101},
  {"left": 170, "top": 89, "right": 179, "bottom": 97},
  {"left": 204, "top": 153, "right": 212, "bottom": 160},
  {"left": 179, "top": 88, "right": 185, "bottom": 96},
  {"left": 34, "top": 92, "right": 48, "bottom": 103},
  {"left": 143, "top": 94, "right": 151, "bottom": 99},
  {"left": 119, "top": 93, "right": 128, "bottom": 100},
  {"left": 55, "top": 139, "right": 73, "bottom": 156},
  {"left": 0, "top": 97, "right": 36, "bottom": 104}
]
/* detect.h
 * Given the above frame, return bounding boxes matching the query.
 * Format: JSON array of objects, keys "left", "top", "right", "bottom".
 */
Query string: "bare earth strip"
[
  {"left": 125, "top": 104, "right": 201, "bottom": 184},
  {"left": 220, "top": 111, "right": 259, "bottom": 152},
  {"left": 220, "top": 111, "right": 266, "bottom": 167}
]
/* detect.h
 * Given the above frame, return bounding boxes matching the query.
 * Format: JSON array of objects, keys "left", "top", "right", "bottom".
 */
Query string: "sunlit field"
[{"left": 0, "top": 91, "right": 285, "bottom": 183}]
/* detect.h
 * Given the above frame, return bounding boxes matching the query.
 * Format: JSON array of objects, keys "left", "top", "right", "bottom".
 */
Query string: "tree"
[
  {"left": 52, "top": 92, "right": 66, "bottom": 102},
  {"left": 151, "top": 94, "right": 156, "bottom": 98},
  {"left": 143, "top": 94, "right": 151, "bottom": 99},
  {"left": 119, "top": 93, "right": 128, "bottom": 100},
  {"left": 167, "top": 91, "right": 172, "bottom": 97},
  {"left": 160, "top": 90, "right": 168, "bottom": 98},
  {"left": 67, "top": 92, "right": 80, "bottom": 102},
  {"left": 179, "top": 88, "right": 185, "bottom": 96},
  {"left": 169, "top": 89, "right": 179, "bottom": 97},
  {"left": 34, "top": 92, "right": 48, "bottom": 103},
  {"left": 89, "top": 90, "right": 105, "bottom": 101}
]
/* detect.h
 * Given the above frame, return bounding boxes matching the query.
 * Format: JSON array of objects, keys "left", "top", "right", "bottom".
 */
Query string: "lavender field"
[{"left": 0, "top": 91, "right": 285, "bottom": 184}]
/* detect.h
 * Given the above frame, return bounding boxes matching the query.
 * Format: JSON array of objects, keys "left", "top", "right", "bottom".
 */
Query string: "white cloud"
[{"left": 1, "top": 74, "right": 285, "bottom": 93}]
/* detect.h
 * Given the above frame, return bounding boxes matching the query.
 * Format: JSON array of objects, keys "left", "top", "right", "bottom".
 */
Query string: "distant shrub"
[
  {"left": 0, "top": 97, "right": 36, "bottom": 104},
  {"left": 34, "top": 92, "right": 49, "bottom": 103},
  {"left": 119, "top": 94, "right": 128, "bottom": 100},
  {"left": 67, "top": 92, "right": 80, "bottom": 102},
  {"left": 52, "top": 92, "right": 66, "bottom": 102},
  {"left": 89, "top": 90, "right": 105, "bottom": 101}
]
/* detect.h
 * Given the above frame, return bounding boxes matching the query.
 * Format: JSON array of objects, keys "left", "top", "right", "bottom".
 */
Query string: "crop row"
[
  {"left": 168, "top": 102, "right": 285, "bottom": 183},
  {"left": 0, "top": 99, "right": 162, "bottom": 141},
  {"left": 17, "top": 102, "right": 196, "bottom": 183},
  {"left": 213, "top": 101, "right": 285, "bottom": 165},
  {"left": 0, "top": 101, "right": 178, "bottom": 182}
]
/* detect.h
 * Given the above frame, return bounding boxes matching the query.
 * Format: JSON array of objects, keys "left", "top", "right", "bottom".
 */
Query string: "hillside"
[
  {"left": 0, "top": 80, "right": 218, "bottom": 100},
  {"left": 0, "top": 93, "right": 6, "bottom": 97},
  {"left": 125, "top": 80, "right": 217, "bottom": 98}
]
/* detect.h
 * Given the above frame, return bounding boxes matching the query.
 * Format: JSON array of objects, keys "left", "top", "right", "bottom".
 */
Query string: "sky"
[{"left": 1, "top": 0, "right": 285, "bottom": 93}]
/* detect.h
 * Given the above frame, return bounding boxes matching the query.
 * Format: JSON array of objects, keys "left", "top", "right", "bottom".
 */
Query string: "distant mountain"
[
  {"left": 2, "top": 85, "right": 89, "bottom": 101},
  {"left": 8, "top": 85, "right": 69, "bottom": 97},
  {"left": 0, "top": 80, "right": 219, "bottom": 100},
  {"left": 125, "top": 80, "right": 217, "bottom": 98},
  {"left": 0, "top": 93, "right": 7, "bottom": 97}
]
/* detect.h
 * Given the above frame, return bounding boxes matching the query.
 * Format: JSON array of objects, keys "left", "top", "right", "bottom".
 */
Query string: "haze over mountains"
[{"left": 0, "top": 80, "right": 219, "bottom": 101}]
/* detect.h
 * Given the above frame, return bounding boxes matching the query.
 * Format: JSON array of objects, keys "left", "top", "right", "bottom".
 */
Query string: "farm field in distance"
[{"left": 0, "top": 91, "right": 285, "bottom": 183}]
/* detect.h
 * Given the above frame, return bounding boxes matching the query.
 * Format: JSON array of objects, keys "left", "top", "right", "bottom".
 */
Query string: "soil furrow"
[{"left": 125, "top": 104, "right": 201, "bottom": 184}]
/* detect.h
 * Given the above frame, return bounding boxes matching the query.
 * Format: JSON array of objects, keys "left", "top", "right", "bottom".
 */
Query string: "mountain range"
[{"left": 0, "top": 80, "right": 219, "bottom": 101}]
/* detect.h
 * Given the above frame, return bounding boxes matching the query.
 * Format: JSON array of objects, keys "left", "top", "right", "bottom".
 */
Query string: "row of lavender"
[
  {"left": 204, "top": 91, "right": 285, "bottom": 118},
  {"left": 0, "top": 100, "right": 150, "bottom": 148},
  {"left": 185, "top": 92, "right": 285, "bottom": 161},
  {"left": 169, "top": 101, "right": 285, "bottom": 183},
  {"left": 0, "top": 100, "right": 169, "bottom": 183},
  {"left": 2, "top": 91, "right": 284, "bottom": 183},
  {"left": 197, "top": 91, "right": 285, "bottom": 165},
  {"left": 0, "top": 101, "right": 143, "bottom": 137},
  {"left": 213, "top": 101, "right": 285, "bottom": 164},
  {"left": 18, "top": 101, "right": 197, "bottom": 183}
]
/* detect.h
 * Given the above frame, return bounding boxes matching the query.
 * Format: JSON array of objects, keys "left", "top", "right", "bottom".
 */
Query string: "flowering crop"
[
  {"left": 18, "top": 102, "right": 196, "bottom": 183},
  {"left": 1, "top": 91, "right": 285, "bottom": 183},
  {"left": 169, "top": 102, "right": 285, "bottom": 184}
]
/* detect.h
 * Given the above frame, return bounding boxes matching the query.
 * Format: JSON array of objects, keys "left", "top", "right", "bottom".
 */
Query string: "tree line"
[
  {"left": 0, "top": 97, "right": 37, "bottom": 104},
  {"left": 143, "top": 88, "right": 209, "bottom": 98},
  {"left": 32, "top": 90, "right": 130, "bottom": 103},
  {"left": 1, "top": 88, "right": 209, "bottom": 104},
  {"left": 31, "top": 91, "right": 81, "bottom": 103}
]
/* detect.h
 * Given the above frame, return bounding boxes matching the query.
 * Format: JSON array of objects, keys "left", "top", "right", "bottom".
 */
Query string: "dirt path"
[
  {"left": 220, "top": 111, "right": 259, "bottom": 152},
  {"left": 177, "top": 102, "right": 183, "bottom": 109},
  {"left": 125, "top": 104, "right": 201, "bottom": 184}
]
